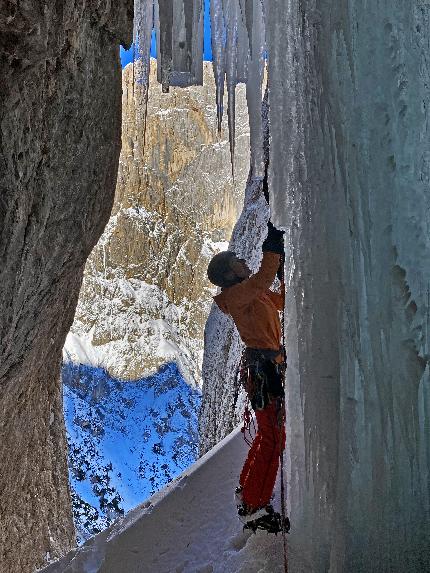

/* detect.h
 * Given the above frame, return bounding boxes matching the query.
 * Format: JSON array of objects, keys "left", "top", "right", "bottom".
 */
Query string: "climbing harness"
[
  {"left": 236, "top": 348, "right": 283, "bottom": 444},
  {"left": 237, "top": 356, "right": 257, "bottom": 445},
  {"left": 241, "top": 402, "right": 256, "bottom": 447}
]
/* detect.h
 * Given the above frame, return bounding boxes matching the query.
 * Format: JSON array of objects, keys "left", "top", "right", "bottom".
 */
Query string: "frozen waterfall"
[
  {"left": 269, "top": 3, "right": 430, "bottom": 571},
  {"left": 134, "top": 1, "right": 430, "bottom": 571}
]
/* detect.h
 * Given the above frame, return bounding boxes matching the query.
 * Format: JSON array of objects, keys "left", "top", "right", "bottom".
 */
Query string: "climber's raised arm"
[
  {"left": 238, "top": 222, "right": 284, "bottom": 301},
  {"left": 207, "top": 221, "right": 284, "bottom": 308}
]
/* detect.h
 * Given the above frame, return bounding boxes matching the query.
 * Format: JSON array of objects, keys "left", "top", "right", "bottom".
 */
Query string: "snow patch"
[{"left": 42, "top": 425, "right": 308, "bottom": 573}]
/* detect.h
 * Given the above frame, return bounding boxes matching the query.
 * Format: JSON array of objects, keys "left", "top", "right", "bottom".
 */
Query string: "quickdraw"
[{"left": 236, "top": 359, "right": 257, "bottom": 446}]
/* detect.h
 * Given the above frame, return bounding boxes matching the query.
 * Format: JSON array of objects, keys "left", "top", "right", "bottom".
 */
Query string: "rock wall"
[
  {"left": 66, "top": 61, "right": 249, "bottom": 384},
  {"left": 0, "top": 3, "right": 132, "bottom": 572}
]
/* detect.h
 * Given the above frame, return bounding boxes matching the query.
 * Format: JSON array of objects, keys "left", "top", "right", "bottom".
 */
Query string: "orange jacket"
[{"left": 213, "top": 252, "right": 284, "bottom": 351}]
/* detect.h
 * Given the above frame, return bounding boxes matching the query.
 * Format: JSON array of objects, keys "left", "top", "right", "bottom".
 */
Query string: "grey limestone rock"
[{"left": 0, "top": 2, "right": 132, "bottom": 572}]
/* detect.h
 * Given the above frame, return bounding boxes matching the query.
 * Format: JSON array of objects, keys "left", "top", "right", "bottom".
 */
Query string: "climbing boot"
[
  {"left": 237, "top": 501, "right": 275, "bottom": 525},
  {"left": 243, "top": 507, "right": 291, "bottom": 535}
]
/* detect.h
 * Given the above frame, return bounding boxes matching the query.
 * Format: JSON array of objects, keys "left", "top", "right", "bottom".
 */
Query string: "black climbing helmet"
[{"left": 207, "top": 251, "right": 238, "bottom": 288}]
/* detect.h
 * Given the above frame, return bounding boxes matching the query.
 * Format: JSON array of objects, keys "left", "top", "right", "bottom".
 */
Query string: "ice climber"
[{"left": 207, "top": 220, "right": 289, "bottom": 534}]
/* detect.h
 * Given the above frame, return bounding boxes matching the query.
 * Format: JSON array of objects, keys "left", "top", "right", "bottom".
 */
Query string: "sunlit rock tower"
[
  {"left": 134, "top": 1, "right": 430, "bottom": 571},
  {"left": 0, "top": 3, "right": 132, "bottom": 572}
]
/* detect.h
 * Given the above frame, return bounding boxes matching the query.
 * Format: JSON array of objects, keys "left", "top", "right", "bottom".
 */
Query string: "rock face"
[
  {"left": 66, "top": 61, "right": 249, "bottom": 385},
  {"left": 0, "top": 3, "right": 132, "bottom": 572}
]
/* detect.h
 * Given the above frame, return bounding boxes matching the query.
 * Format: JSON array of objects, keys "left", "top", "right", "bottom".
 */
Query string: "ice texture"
[
  {"left": 134, "top": 0, "right": 203, "bottom": 93},
  {"left": 265, "top": 1, "right": 430, "bottom": 571},
  {"left": 202, "top": 3, "right": 430, "bottom": 569},
  {"left": 137, "top": 1, "right": 430, "bottom": 570},
  {"left": 133, "top": 0, "right": 154, "bottom": 132},
  {"left": 265, "top": 0, "right": 303, "bottom": 230},
  {"left": 245, "top": 0, "right": 265, "bottom": 178}
]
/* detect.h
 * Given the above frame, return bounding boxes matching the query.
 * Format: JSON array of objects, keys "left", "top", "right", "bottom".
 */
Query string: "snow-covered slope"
[
  {"left": 42, "top": 425, "right": 306, "bottom": 573},
  {"left": 63, "top": 362, "right": 200, "bottom": 544}
]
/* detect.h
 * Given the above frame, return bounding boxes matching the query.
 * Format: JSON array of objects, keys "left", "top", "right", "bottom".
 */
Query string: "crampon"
[{"left": 243, "top": 508, "right": 291, "bottom": 535}]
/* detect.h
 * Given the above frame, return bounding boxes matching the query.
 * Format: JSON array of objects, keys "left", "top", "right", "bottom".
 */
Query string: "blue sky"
[{"left": 121, "top": 0, "right": 212, "bottom": 68}]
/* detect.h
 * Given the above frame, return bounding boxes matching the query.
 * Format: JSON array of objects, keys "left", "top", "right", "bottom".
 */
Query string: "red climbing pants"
[{"left": 239, "top": 401, "right": 286, "bottom": 509}]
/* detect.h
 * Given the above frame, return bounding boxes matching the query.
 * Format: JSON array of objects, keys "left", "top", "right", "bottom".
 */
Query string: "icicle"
[
  {"left": 224, "top": 0, "right": 239, "bottom": 175},
  {"left": 210, "top": 0, "right": 251, "bottom": 175},
  {"left": 157, "top": 0, "right": 173, "bottom": 92},
  {"left": 223, "top": 0, "right": 250, "bottom": 175},
  {"left": 236, "top": 6, "right": 249, "bottom": 84},
  {"left": 244, "top": 0, "right": 254, "bottom": 55},
  {"left": 246, "top": 0, "right": 265, "bottom": 178},
  {"left": 133, "top": 0, "right": 155, "bottom": 152},
  {"left": 157, "top": 0, "right": 203, "bottom": 90},
  {"left": 210, "top": 0, "right": 226, "bottom": 133}
]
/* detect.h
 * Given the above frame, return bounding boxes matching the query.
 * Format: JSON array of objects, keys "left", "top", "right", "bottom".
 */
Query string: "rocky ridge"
[{"left": 65, "top": 61, "right": 250, "bottom": 385}]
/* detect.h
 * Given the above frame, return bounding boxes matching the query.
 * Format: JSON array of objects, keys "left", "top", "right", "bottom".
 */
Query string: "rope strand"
[{"left": 279, "top": 254, "right": 289, "bottom": 573}]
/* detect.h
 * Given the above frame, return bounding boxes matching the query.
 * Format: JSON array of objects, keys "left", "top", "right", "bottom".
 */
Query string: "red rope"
[{"left": 279, "top": 396, "right": 288, "bottom": 573}]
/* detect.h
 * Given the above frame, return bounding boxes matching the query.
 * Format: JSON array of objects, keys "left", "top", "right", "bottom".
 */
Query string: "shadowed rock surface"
[{"left": 0, "top": 2, "right": 132, "bottom": 571}]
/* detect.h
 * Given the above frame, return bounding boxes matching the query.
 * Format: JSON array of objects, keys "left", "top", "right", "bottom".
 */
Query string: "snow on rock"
[
  {"left": 41, "top": 425, "right": 309, "bottom": 573},
  {"left": 64, "top": 278, "right": 201, "bottom": 386}
]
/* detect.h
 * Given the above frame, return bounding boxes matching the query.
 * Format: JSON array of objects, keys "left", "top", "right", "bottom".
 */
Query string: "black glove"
[{"left": 262, "top": 221, "right": 285, "bottom": 256}]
